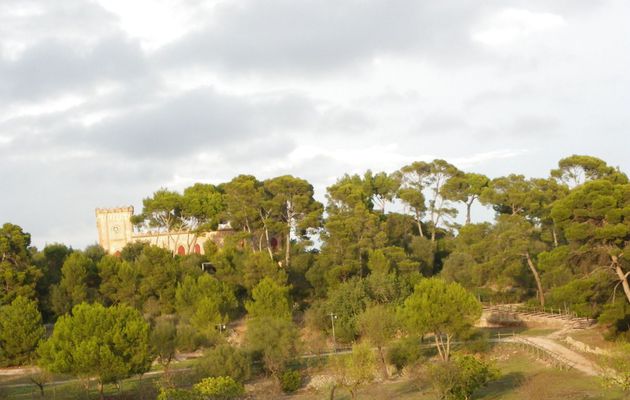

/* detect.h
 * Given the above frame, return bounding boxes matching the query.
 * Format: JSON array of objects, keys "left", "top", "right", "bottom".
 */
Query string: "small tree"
[
  {"left": 246, "top": 316, "right": 299, "bottom": 381},
  {"left": 245, "top": 277, "right": 291, "bottom": 320},
  {"left": 400, "top": 278, "right": 481, "bottom": 361},
  {"left": 356, "top": 304, "right": 398, "bottom": 378},
  {"left": 38, "top": 303, "right": 152, "bottom": 399},
  {"left": 151, "top": 318, "right": 178, "bottom": 385},
  {"left": 0, "top": 296, "right": 45, "bottom": 366},
  {"left": 194, "top": 376, "right": 244, "bottom": 399},
  {"left": 330, "top": 343, "right": 376, "bottom": 400}
]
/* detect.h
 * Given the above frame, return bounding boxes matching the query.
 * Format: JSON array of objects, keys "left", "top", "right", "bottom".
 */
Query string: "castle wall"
[{"left": 95, "top": 206, "right": 230, "bottom": 255}]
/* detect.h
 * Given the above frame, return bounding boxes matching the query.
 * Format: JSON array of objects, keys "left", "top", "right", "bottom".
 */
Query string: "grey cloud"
[
  {"left": 82, "top": 88, "right": 319, "bottom": 158},
  {"left": 157, "top": 0, "right": 482, "bottom": 74},
  {"left": 0, "top": 35, "right": 147, "bottom": 102}
]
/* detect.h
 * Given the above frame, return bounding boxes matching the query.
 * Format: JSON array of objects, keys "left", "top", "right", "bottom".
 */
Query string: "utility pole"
[{"left": 329, "top": 313, "right": 337, "bottom": 352}]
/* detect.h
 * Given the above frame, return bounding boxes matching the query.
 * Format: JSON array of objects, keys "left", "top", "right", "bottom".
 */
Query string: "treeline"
[{"left": 0, "top": 154, "right": 629, "bottom": 397}]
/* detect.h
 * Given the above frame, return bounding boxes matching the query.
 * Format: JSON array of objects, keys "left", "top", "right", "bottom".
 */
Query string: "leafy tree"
[
  {"left": 264, "top": 175, "right": 323, "bottom": 267},
  {"left": 50, "top": 252, "right": 95, "bottom": 316},
  {"left": 242, "top": 250, "right": 287, "bottom": 291},
  {"left": 151, "top": 318, "right": 178, "bottom": 380},
  {"left": 175, "top": 274, "right": 237, "bottom": 325},
  {"left": 0, "top": 296, "right": 45, "bottom": 366},
  {"left": 551, "top": 179, "right": 630, "bottom": 304},
  {"left": 221, "top": 175, "right": 265, "bottom": 248},
  {"left": 136, "top": 246, "right": 179, "bottom": 314},
  {"left": 195, "top": 344, "right": 251, "bottom": 383},
  {"left": 246, "top": 316, "right": 300, "bottom": 380},
  {"left": 480, "top": 174, "right": 536, "bottom": 216},
  {"left": 400, "top": 278, "right": 481, "bottom": 361},
  {"left": 38, "top": 303, "right": 152, "bottom": 399},
  {"left": 364, "top": 170, "right": 401, "bottom": 213},
  {"left": 330, "top": 343, "right": 376, "bottom": 400},
  {"left": 133, "top": 189, "right": 184, "bottom": 249},
  {"left": 551, "top": 155, "right": 628, "bottom": 188},
  {"left": 194, "top": 376, "right": 244, "bottom": 399},
  {"left": 245, "top": 277, "right": 291, "bottom": 320},
  {"left": 0, "top": 223, "right": 41, "bottom": 305},
  {"left": 442, "top": 173, "right": 489, "bottom": 225},
  {"left": 181, "top": 183, "right": 225, "bottom": 251},
  {"left": 323, "top": 277, "right": 370, "bottom": 342},
  {"left": 357, "top": 304, "right": 398, "bottom": 377}
]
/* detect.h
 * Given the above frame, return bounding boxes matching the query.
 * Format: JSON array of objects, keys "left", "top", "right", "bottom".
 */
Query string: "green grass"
[{"left": 1, "top": 345, "right": 626, "bottom": 399}]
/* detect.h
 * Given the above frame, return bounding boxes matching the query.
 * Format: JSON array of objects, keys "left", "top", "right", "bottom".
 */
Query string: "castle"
[{"left": 95, "top": 207, "right": 231, "bottom": 256}]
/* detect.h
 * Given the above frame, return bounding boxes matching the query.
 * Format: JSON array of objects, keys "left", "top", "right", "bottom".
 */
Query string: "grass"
[{"left": 1, "top": 340, "right": 626, "bottom": 399}]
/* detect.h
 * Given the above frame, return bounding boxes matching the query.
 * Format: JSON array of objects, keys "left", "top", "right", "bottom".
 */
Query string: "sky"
[{"left": 1, "top": 0, "right": 629, "bottom": 249}]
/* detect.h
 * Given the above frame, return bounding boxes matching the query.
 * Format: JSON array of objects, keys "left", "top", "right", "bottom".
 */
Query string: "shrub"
[
  {"left": 386, "top": 337, "right": 423, "bottom": 373},
  {"left": 280, "top": 369, "right": 302, "bottom": 393},
  {"left": 194, "top": 376, "right": 244, "bottom": 399},
  {"left": 195, "top": 344, "right": 251, "bottom": 382},
  {"left": 157, "top": 388, "right": 200, "bottom": 400},
  {"left": 427, "top": 355, "right": 498, "bottom": 400}
]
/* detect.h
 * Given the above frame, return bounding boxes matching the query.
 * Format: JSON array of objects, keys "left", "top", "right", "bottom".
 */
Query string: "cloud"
[{"left": 157, "top": 0, "right": 482, "bottom": 74}]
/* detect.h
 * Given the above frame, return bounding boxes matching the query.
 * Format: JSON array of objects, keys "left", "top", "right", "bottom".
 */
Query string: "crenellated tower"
[{"left": 95, "top": 206, "right": 134, "bottom": 255}]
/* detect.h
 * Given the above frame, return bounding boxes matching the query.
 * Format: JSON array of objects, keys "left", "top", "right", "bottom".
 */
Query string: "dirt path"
[{"left": 517, "top": 335, "right": 600, "bottom": 376}]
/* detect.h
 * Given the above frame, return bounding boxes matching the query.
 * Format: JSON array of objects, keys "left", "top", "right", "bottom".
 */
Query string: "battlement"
[{"left": 95, "top": 206, "right": 134, "bottom": 215}]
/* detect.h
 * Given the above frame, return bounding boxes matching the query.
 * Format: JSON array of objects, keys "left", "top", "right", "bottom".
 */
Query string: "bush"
[
  {"left": 386, "top": 337, "right": 423, "bottom": 373},
  {"left": 194, "top": 376, "right": 244, "bottom": 399},
  {"left": 280, "top": 369, "right": 302, "bottom": 393},
  {"left": 427, "top": 354, "right": 498, "bottom": 400},
  {"left": 195, "top": 344, "right": 251, "bottom": 382},
  {"left": 157, "top": 388, "right": 200, "bottom": 400}
]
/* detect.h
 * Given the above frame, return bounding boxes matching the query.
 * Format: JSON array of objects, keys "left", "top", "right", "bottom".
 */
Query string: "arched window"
[
  {"left": 177, "top": 245, "right": 186, "bottom": 255},
  {"left": 193, "top": 243, "right": 201, "bottom": 254}
]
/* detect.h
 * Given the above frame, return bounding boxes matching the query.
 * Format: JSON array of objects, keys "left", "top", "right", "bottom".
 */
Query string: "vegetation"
[{"left": 0, "top": 154, "right": 629, "bottom": 399}]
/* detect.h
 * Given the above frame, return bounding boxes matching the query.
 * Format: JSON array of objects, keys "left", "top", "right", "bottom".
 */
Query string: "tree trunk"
[
  {"left": 329, "top": 385, "right": 337, "bottom": 400},
  {"left": 612, "top": 255, "right": 630, "bottom": 304},
  {"left": 552, "top": 226, "right": 559, "bottom": 248},
  {"left": 525, "top": 251, "right": 545, "bottom": 307},
  {"left": 434, "top": 335, "right": 445, "bottom": 361},
  {"left": 99, "top": 382, "right": 104, "bottom": 400},
  {"left": 378, "top": 346, "right": 388, "bottom": 379},
  {"left": 465, "top": 200, "right": 473, "bottom": 225},
  {"left": 285, "top": 231, "right": 291, "bottom": 268},
  {"left": 416, "top": 217, "right": 424, "bottom": 238}
]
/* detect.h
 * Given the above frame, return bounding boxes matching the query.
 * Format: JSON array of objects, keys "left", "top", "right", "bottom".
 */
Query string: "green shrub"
[
  {"left": 386, "top": 337, "right": 423, "bottom": 373},
  {"left": 157, "top": 388, "right": 200, "bottom": 400},
  {"left": 427, "top": 354, "right": 498, "bottom": 400},
  {"left": 195, "top": 344, "right": 251, "bottom": 382},
  {"left": 194, "top": 376, "right": 244, "bottom": 399},
  {"left": 280, "top": 369, "right": 302, "bottom": 393}
]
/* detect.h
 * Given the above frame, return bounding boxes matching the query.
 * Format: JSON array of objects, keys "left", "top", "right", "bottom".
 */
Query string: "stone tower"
[{"left": 95, "top": 206, "right": 134, "bottom": 255}]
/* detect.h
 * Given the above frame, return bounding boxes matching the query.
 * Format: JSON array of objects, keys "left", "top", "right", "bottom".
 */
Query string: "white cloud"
[{"left": 472, "top": 8, "right": 567, "bottom": 46}]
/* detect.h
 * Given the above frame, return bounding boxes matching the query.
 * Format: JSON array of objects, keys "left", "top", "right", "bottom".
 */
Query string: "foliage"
[
  {"left": 194, "top": 376, "right": 244, "bottom": 399},
  {"left": 51, "top": 252, "right": 95, "bottom": 316},
  {"left": 195, "top": 344, "right": 251, "bottom": 382},
  {"left": 400, "top": 278, "right": 481, "bottom": 361},
  {"left": 246, "top": 316, "right": 299, "bottom": 377},
  {"left": 158, "top": 388, "right": 201, "bottom": 400},
  {"left": 38, "top": 303, "right": 152, "bottom": 388},
  {"left": 280, "top": 369, "right": 302, "bottom": 393},
  {"left": 600, "top": 342, "right": 630, "bottom": 393},
  {"left": 357, "top": 304, "right": 398, "bottom": 377},
  {"left": 0, "top": 296, "right": 45, "bottom": 366},
  {"left": 330, "top": 343, "right": 376, "bottom": 400},
  {"left": 0, "top": 223, "right": 41, "bottom": 305},
  {"left": 245, "top": 277, "right": 291, "bottom": 320},
  {"left": 386, "top": 337, "right": 424, "bottom": 373},
  {"left": 427, "top": 354, "right": 498, "bottom": 400}
]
